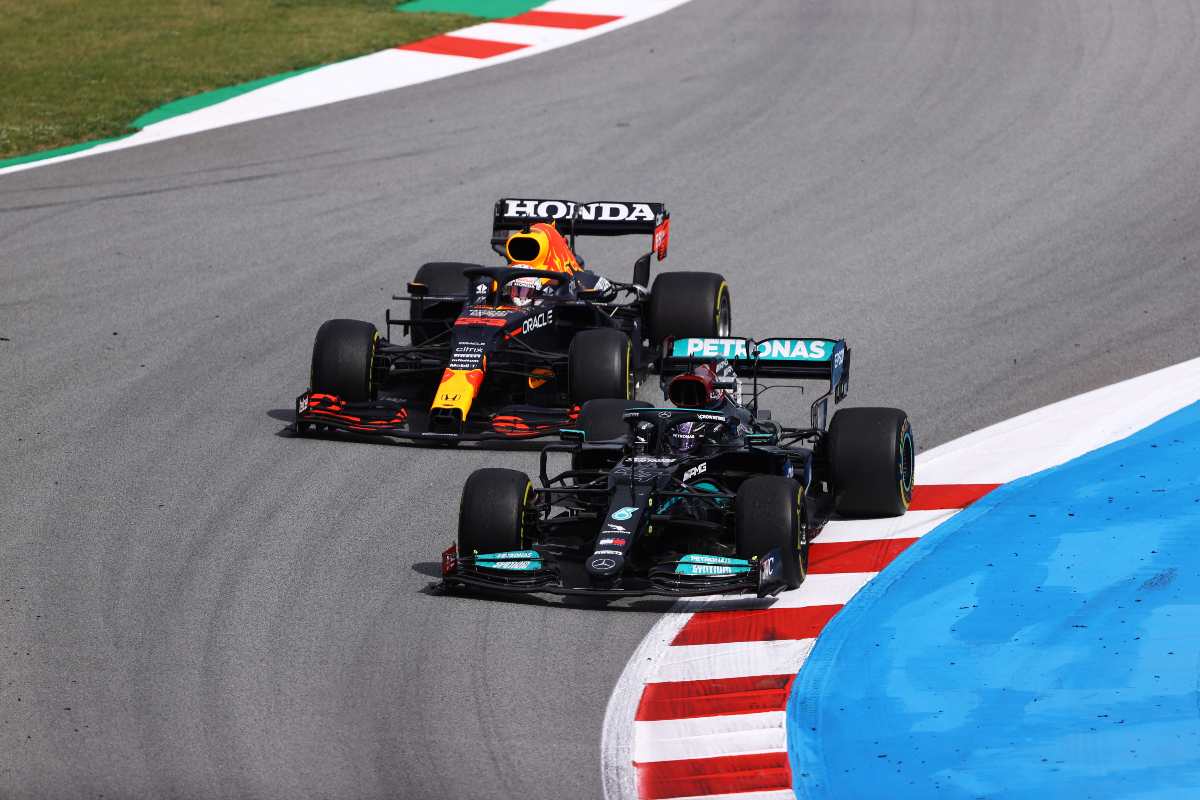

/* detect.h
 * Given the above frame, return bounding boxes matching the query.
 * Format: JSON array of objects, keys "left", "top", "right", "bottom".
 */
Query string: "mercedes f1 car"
[
  {"left": 440, "top": 336, "right": 915, "bottom": 598},
  {"left": 293, "top": 198, "right": 733, "bottom": 443}
]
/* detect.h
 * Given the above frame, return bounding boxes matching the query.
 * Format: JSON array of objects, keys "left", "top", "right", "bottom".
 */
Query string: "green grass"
[{"left": 0, "top": 0, "right": 479, "bottom": 159}]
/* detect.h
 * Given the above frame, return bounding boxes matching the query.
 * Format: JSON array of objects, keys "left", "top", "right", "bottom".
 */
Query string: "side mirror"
[
  {"left": 407, "top": 281, "right": 428, "bottom": 297},
  {"left": 633, "top": 253, "right": 651, "bottom": 289},
  {"left": 560, "top": 428, "right": 585, "bottom": 444}
]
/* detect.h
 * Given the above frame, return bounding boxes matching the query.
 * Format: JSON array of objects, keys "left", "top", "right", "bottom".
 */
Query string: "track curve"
[{"left": 2, "top": 1, "right": 1199, "bottom": 798}]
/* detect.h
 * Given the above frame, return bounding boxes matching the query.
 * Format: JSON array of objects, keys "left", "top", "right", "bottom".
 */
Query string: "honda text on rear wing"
[{"left": 491, "top": 198, "right": 670, "bottom": 279}]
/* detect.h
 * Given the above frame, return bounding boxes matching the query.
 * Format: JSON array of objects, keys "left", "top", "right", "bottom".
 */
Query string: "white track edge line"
[{"left": 0, "top": 0, "right": 695, "bottom": 176}]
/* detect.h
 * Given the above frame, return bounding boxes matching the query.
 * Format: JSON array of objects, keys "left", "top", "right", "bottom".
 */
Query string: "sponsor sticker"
[
  {"left": 503, "top": 199, "right": 657, "bottom": 224},
  {"left": 674, "top": 553, "right": 751, "bottom": 576},
  {"left": 676, "top": 563, "right": 740, "bottom": 576},
  {"left": 475, "top": 549, "right": 543, "bottom": 572},
  {"left": 468, "top": 308, "right": 509, "bottom": 319},
  {"left": 520, "top": 309, "right": 554, "bottom": 335},
  {"left": 682, "top": 462, "right": 708, "bottom": 482},
  {"left": 611, "top": 506, "right": 638, "bottom": 521},
  {"left": 653, "top": 217, "right": 670, "bottom": 259},
  {"left": 680, "top": 553, "right": 751, "bottom": 566},
  {"left": 671, "top": 338, "right": 834, "bottom": 361}
]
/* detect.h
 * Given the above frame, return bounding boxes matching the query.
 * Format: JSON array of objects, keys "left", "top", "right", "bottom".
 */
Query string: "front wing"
[
  {"left": 294, "top": 392, "right": 577, "bottom": 442},
  {"left": 439, "top": 545, "right": 788, "bottom": 599}
]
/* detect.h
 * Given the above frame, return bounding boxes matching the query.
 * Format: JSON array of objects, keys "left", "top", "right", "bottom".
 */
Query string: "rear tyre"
[
  {"left": 735, "top": 476, "right": 806, "bottom": 590},
  {"left": 572, "top": 399, "right": 652, "bottom": 471},
  {"left": 458, "top": 468, "right": 533, "bottom": 554},
  {"left": 569, "top": 329, "right": 633, "bottom": 404},
  {"left": 648, "top": 272, "right": 731, "bottom": 345},
  {"left": 310, "top": 319, "right": 378, "bottom": 402},
  {"left": 828, "top": 407, "right": 915, "bottom": 517},
  {"left": 409, "top": 261, "right": 473, "bottom": 345}
]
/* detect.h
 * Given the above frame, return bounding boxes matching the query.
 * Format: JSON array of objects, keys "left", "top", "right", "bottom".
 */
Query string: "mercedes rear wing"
[
  {"left": 491, "top": 198, "right": 670, "bottom": 263},
  {"left": 660, "top": 336, "right": 851, "bottom": 429}
]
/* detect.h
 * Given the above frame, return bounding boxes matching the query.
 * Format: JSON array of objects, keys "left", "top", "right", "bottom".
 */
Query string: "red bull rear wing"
[{"left": 492, "top": 198, "right": 670, "bottom": 260}]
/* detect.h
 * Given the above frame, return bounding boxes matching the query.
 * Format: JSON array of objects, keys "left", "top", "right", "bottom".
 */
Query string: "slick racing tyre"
[
  {"left": 735, "top": 476, "right": 807, "bottom": 590},
  {"left": 569, "top": 329, "right": 633, "bottom": 404},
  {"left": 648, "top": 272, "right": 731, "bottom": 345},
  {"left": 828, "top": 407, "right": 915, "bottom": 517},
  {"left": 572, "top": 399, "right": 652, "bottom": 472},
  {"left": 409, "top": 261, "right": 473, "bottom": 345},
  {"left": 458, "top": 468, "right": 533, "bottom": 553},
  {"left": 310, "top": 318, "right": 378, "bottom": 402}
]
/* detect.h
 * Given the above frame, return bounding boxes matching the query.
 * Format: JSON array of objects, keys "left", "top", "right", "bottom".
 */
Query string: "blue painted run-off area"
[{"left": 789, "top": 400, "right": 1200, "bottom": 799}]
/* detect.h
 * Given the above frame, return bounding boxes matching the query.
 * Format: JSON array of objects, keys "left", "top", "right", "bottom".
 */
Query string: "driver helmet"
[
  {"left": 667, "top": 421, "right": 700, "bottom": 455},
  {"left": 506, "top": 276, "right": 549, "bottom": 307}
]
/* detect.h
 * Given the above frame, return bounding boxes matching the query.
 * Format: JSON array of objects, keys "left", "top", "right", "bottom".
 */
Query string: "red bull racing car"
[
  {"left": 293, "top": 198, "right": 732, "bottom": 443},
  {"left": 441, "top": 336, "right": 916, "bottom": 598}
]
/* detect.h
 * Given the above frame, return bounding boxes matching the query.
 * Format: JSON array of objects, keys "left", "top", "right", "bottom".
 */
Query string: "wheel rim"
[
  {"left": 798, "top": 522, "right": 809, "bottom": 576},
  {"left": 625, "top": 341, "right": 634, "bottom": 400},
  {"left": 796, "top": 489, "right": 808, "bottom": 579},
  {"left": 897, "top": 424, "right": 915, "bottom": 506}
]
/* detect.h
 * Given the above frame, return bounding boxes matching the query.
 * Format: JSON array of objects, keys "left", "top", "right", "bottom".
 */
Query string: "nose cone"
[{"left": 586, "top": 552, "right": 624, "bottom": 578}]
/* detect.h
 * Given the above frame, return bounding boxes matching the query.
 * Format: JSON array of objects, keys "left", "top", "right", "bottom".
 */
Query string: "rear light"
[{"left": 441, "top": 544, "right": 458, "bottom": 576}]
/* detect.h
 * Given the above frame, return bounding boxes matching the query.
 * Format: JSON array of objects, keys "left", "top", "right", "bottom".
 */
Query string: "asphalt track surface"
[{"left": 2, "top": 2, "right": 1199, "bottom": 798}]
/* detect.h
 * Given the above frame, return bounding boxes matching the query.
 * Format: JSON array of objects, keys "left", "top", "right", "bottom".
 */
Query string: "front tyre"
[
  {"left": 458, "top": 468, "right": 533, "bottom": 554},
  {"left": 310, "top": 318, "right": 379, "bottom": 402},
  {"left": 569, "top": 329, "right": 633, "bottom": 404},
  {"left": 828, "top": 407, "right": 915, "bottom": 517},
  {"left": 735, "top": 476, "right": 806, "bottom": 590},
  {"left": 648, "top": 272, "right": 732, "bottom": 345}
]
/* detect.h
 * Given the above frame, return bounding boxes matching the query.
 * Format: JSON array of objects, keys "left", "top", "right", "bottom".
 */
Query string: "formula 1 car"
[
  {"left": 440, "top": 336, "right": 915, "bottom": 598},
  {"left": 293, "top": 198, "right": 733, "bottom": 443}
]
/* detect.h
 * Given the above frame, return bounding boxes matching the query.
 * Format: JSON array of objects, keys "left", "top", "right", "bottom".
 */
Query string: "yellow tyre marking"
[
  {"left": 519, "top": 481, "right": 533, "bottom": 547},
  {"left": 715, "top": 282, "right": 729, "bottom": 332}
]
